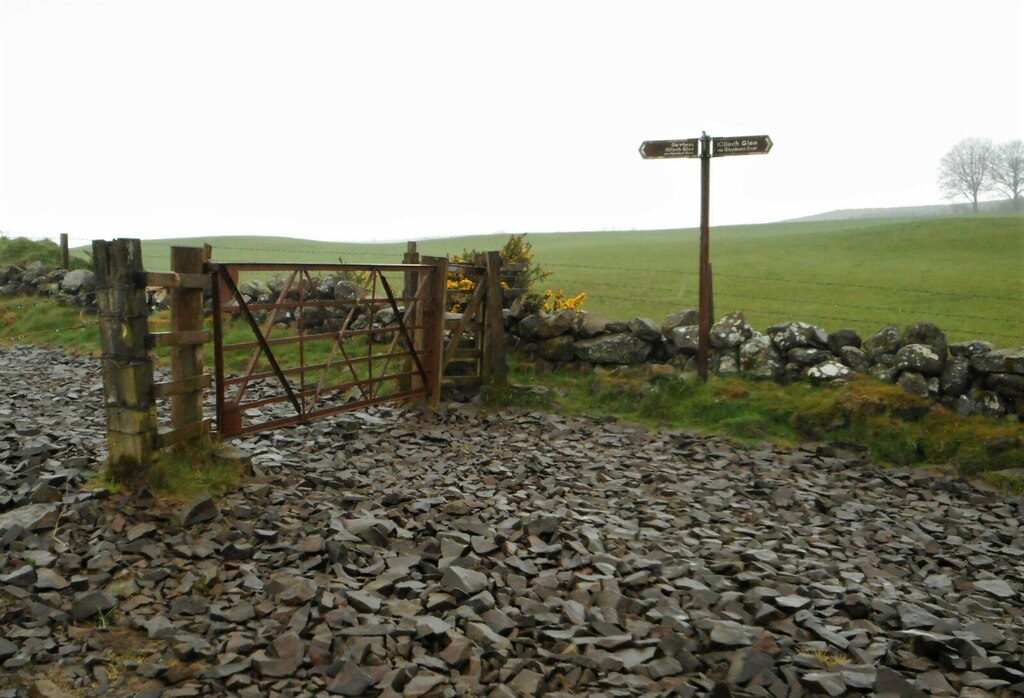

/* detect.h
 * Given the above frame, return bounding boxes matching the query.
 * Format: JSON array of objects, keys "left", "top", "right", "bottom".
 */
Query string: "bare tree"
[
  {"left": 990, "top": 140, "right": 1024, "bottom": 211},
  {"left": 938, "top": 138, "right": 995, "bottom": 212}
]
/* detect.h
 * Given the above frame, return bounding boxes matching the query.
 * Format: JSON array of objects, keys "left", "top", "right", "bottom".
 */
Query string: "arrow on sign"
[
  {"left": 639, "top": 139, "right": 701, "bottom": 159},
  {"left": 711, "top": 135, "right": 773, "bottom": 157}
]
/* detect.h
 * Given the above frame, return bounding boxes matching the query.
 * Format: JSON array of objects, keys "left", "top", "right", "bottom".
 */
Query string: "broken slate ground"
[{"left": 1, "top": 344, "right": 1023, "bottom": 697}]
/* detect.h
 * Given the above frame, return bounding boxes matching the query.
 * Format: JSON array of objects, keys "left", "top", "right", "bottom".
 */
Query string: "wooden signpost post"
[{"left": 640, "top": 132, "right": 772, "bottom": 381}]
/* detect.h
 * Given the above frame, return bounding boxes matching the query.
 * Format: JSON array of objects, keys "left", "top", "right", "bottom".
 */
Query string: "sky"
[{"left": 1, "top": 0, "right": 1021, "bottom": 244}]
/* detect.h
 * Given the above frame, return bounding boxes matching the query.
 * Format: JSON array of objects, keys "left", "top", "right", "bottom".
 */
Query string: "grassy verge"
[
  {"left": 498, "top": 358, "right": 1024, "bottom": 488},
  {"left": 0, "top": 297, "right": 100, "bottom": 350}
]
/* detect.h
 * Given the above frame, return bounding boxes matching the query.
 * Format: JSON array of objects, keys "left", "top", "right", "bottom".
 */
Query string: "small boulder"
[
  {"left": 788, "top": 347, "right": 833, "bottom": 367},
  {"left": 941, "top": 356, "right": 973, "bottom": 396},
  {"left": 710, "top": 311, "right": 754, "bottom": 348},
  {"left": 950, "top": 339, "right": 995, "bottom": 358},
  {"left": 837, "top": 345, "right": 870, "bottom": 373},
  {"left": 739, "top": 335, "right": 784, "bottom": 380},
  {"left": 767, "top": 321, "right": 829, "bottom": 352},
  {"left": 538, "top": 335, "right": 576, "bottom": 362},
  {"left": 894, "top": 343, "right": 944, "bottom": 376},
  {"left": 807, "top": 360, "right": 854, "bottom": 385},
  {"left": 971, "top": 347, "right": 1024, "bottom": 375},
  {"left": 576, "top": 311, "right": 611, "bottom": 337},
  {"left": 863, "top": 325, "right": 901, "bottom": 360},
  {"left": 669, "top": 325, "right": 700, "bottom": 354},
  {"left": 827, "top": 328, "right": 862, "bottom": 354},
  {"left": 900, "top": 321, "right": 948, "bottom": 360},
  {"left": 60, "top": 269, "right": 96, "bottom": 294},
  {"left": 575, "top": 333, "right": 652, "bottom": 364},
  {"left": 628, "top": 317, "right": 663, "bottom": 343},
  {"left": 897, "top": 371, "right": 931, "bottom": 398},
  {"left": 661, "top": 308, "right": 700, "bottom": 336}
]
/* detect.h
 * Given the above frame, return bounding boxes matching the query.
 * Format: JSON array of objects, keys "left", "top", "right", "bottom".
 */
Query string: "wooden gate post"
[
  {"left": 401, "top": 242, "right": 419, "bottom": 394},
  {"left": 164, "top": 246, "right": 210, "bottom": 446},
  {"left": 483, "top": 250, "right": 508, "bottom": 388},
  {"left": 93, "top": 238, "right": 155, "bottom": 478},
  {"left": 420, "top": 255, "right": 448, "bottom": 409}
]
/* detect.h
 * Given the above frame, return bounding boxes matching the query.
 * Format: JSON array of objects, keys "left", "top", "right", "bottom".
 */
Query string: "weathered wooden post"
[
  {"left": 93, "top": 238, "right": 155, "bottom": 478},
  {"left": 165, "top": 247, "right": 210, "bottom": 445},
  {"left": 402, "top": 242, "right": 419, "bottom": 394},
  {"left": 639, "top": 132, "right": 772, "bottom": 381},
  {"left": 483, "top": 250, "right": 508, "bottom": 388},
  {"left": 420, "top": 255, "right": 448, "bottom": 409},
  {"left": 59, "top": 234, "right": 70, "bottom": 270}
]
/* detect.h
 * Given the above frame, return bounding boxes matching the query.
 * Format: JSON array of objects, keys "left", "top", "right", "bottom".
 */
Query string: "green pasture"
[{"left": 78, "top": 214, "right": 1022, "bottom": 346}]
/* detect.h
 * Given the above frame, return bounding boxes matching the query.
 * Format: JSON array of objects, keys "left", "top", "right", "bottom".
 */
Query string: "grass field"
[{"left": 77, "top": 214, "right": 1023, "bottom": 346}]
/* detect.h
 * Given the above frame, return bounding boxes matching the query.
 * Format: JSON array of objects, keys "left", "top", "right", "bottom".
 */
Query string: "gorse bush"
[
  {"left": 541, "top": 289, "right": 587, "bottom": 312},
  {"left": 446, "top": 233, "right": 585, "bottom": 313}
]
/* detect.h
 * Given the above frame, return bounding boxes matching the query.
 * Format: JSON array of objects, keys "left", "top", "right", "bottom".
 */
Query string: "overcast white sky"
[{"left": 1, "top": 0, "right": 1021, "bottom": 243}]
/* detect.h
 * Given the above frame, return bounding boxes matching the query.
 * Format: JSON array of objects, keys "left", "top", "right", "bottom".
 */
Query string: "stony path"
[{"left": 1, "top": 345, "right": 1022, "bottom": 697}]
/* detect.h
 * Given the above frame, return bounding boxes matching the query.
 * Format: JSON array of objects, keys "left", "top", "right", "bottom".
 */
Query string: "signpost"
[
  {"left": 638, "top": 139, "right": 700, "bottom": 159},
  {"left": 640, "top": 131, "right": 772, "bottom": 381},
  {"left": 711, "top": 135, "right": 773, "bottom": 157}
]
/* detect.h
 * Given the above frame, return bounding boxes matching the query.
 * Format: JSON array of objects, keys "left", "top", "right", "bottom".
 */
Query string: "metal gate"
[{"left": 209, "top": 259, "right": 447, "bottom": 438}]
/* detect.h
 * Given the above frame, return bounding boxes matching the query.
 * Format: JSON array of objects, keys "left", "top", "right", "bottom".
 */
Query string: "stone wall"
[
  {"left": 5, "top": 262, "right": 1021, "bottom": 420},
  {"left": 0, "top": 263, "right": 97, "bottom": 308},
  {"left": 506, "top": 297, "right": 1024, "bottom": 421}
]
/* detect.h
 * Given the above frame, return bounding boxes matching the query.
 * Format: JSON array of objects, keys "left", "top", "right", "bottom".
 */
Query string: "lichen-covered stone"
[
  {"left": 895, "top": 343, "right": 945, "bottom": 376},
  {"left": 900, "top": 322, "right": 948, "bottom": 361},
  {"left": 827, "top": 328, "right": 862, "bottom": 354},
  {"left": 661, "top": 308, "right": 700, "bottom": 337},
  {"left": 739, "top": 335, "right": 784, "bottom": 380},
  {"left": 710, "top": 311, "right": 754, "bottom": 349},
  {"left": 628, "top": 317, "right": 663, "bottom": 343},
  {"left": 971, "top": 347, "right": 1024, "bottom": 375},
  {"left": 940, "top": 356, "right": 973, "bottom": 396},
  {"left": 788, "top": 347, "right": 833, "bottom": 367},
  {"left": 576, "top": 311, "right": 611, "bottom": 338},
  {"left": 950, "top": 340, "right": 995, "bottom": 358},
  {"left": 575, "top": 333, "right": 652, "bottom": 364},
  {"left": 538, "top": 335, "right": 576, "bottom": 362},
  {"left": 668, "top": 325, "right": 700, "bottom": 354},
  {"left": 837, "top": 345, "right": 870, "bottom": 373},
  {"left": 768, "top": 321, "right": 829, "bottom": 353},
  {"left": 807, "top": 360, "right": 854, "bottom": 385}
]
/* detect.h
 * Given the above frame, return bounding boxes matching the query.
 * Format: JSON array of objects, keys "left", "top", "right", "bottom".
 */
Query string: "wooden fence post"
[
  {"left": 483, "top": 250, "right": 508, "bottom": 388},
  {"left": 93, "top": 238, "right": 155, "bottom": 478},
  {"left": 164, "top": 246, "right": 209, "bottom": 446},
  {"left": 59, "top": 234, "right": 70, "bottom": 270},
  {"left": 420, "top": 255, "right": 448, "bottom": 409}
]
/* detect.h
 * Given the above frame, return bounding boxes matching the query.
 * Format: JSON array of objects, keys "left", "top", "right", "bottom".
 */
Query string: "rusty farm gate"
[{"left": 93, "top": 239, "right": 507, "bottom": 471}]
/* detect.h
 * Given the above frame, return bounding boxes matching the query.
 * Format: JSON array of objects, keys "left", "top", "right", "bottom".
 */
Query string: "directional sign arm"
[
  {"left": 711, "top": 135, "right": 773, "bottom": 157},
  {"left": 639, "top": 139, "right": 701, "bottom": 159}
]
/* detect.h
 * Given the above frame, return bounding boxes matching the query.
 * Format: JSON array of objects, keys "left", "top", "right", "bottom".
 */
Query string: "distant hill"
[{"left": 787, "top": 199, "right": 1020, "bottom": 223}]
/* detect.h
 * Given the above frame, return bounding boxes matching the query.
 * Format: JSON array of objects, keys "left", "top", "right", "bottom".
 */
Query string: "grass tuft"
[{"left": 98, "top": 438, "right": 246, "bottom": 501}]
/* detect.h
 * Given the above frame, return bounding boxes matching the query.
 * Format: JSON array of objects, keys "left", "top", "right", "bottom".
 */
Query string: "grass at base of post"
[{"left": 92, "top": 437, "right": 246, "bottom": 500}]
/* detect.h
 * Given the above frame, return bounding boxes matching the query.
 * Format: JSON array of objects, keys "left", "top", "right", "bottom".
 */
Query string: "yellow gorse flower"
[{"left": 541, "top": 289, "right": 587, "bottom": 313}]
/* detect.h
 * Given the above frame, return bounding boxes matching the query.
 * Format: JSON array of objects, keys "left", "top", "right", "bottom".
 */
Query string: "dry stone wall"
[
  {"left": 0, "top": 263, "right": 98, "bottom": 308},
  {"left": 506, "top": 296, "right": 1024, "bottom": 421},
  {"left": 4, "top": 262, "right": 1021, "bottom": 420}
]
